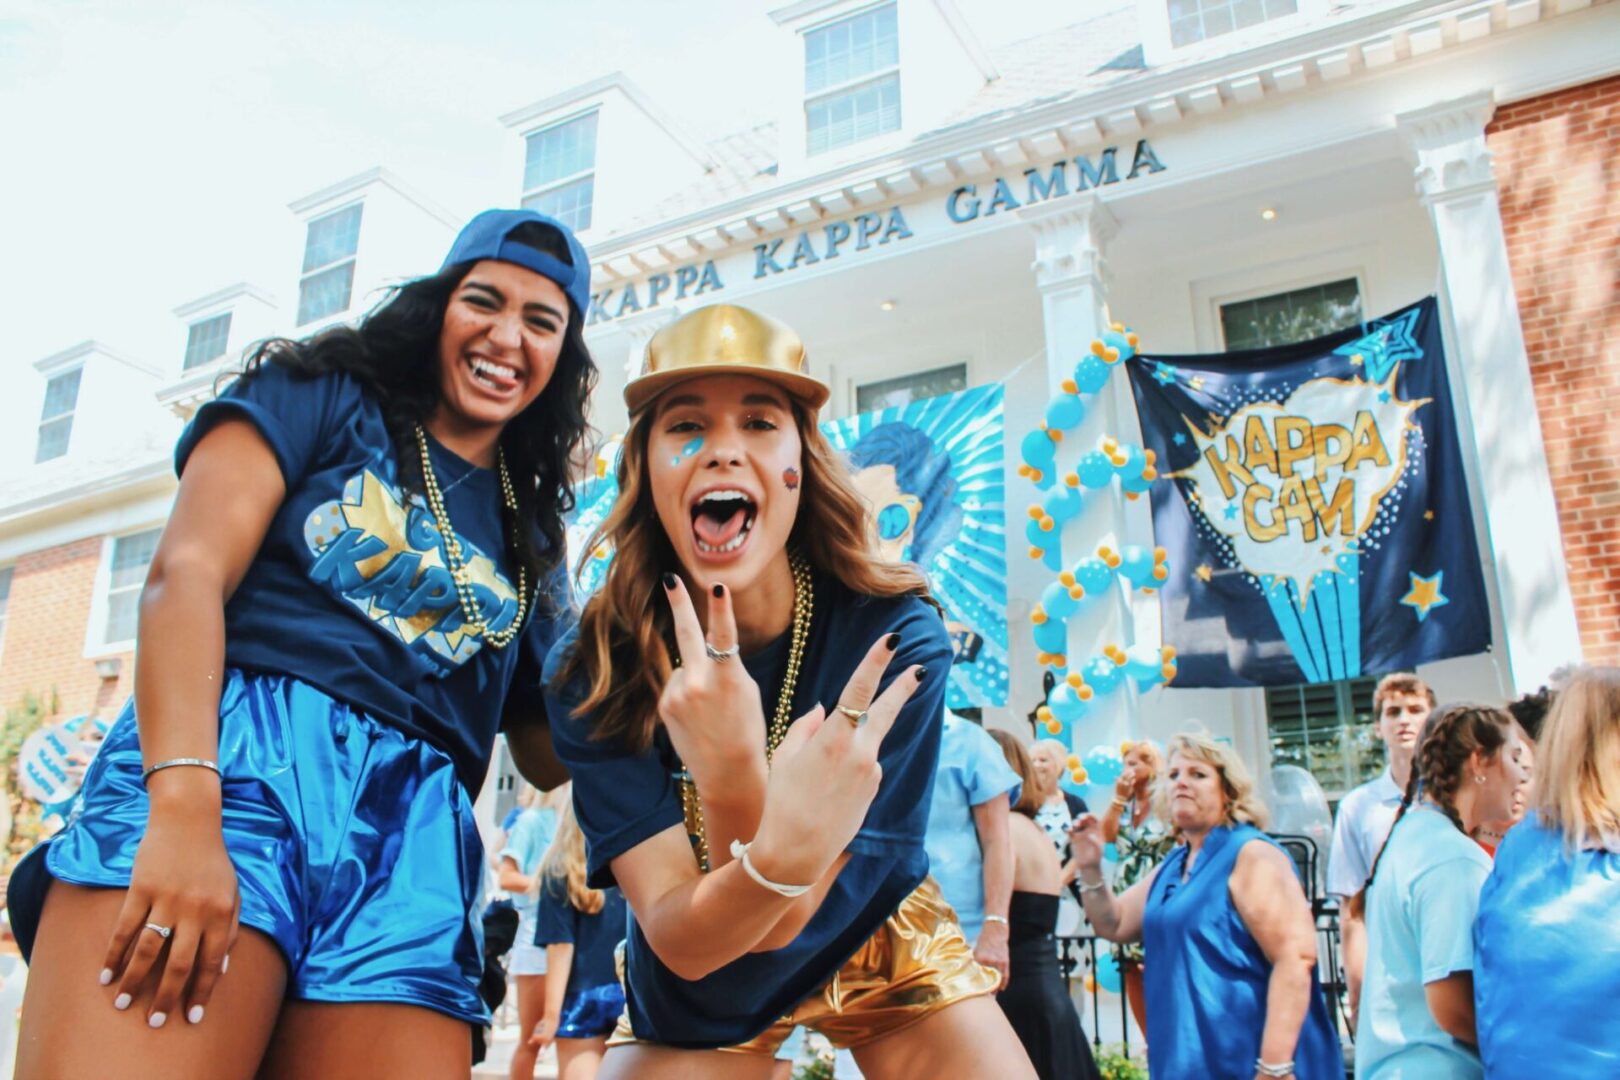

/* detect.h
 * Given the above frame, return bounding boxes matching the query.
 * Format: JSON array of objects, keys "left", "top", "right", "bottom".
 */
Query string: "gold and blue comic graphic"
[
  {"left": 302, "top": 467, "right": 520, "bottom": 667},
  {"left": 1125, "top": 297, "right": 1489, "bottom": 687},
  {"left": 565, "top": 385, "right": 1011, "bottom": 711}
]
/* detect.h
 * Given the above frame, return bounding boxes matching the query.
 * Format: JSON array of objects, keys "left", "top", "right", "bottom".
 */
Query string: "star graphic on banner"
[
  {"left": 1401, "top": 571, "right": 1450, "bottom": 623},
  {"left": 1349, "top": 354, "right": 1364, "bottom": 367},
  {"left": 1423, "top": 510, "right": 1435, "bottom": 521},
  {"left": 1190, "top": 377, "right": 1206, "bottom": 391},
  {"left": 1224, "top": 504, "right": 1240, "bottom": 521},
  {"left": 1153, "top": 362, "right": 1178, "bottom": 385},
  {"left": 1378, "top": 390, "right": 1392, "bottom": 403},
  {"left": 1172, "top": 432, "right": 1188, "bottom": 446},
  {"left": 1195, "top": 564, "right": 1213, "bottom": 582},
  {"left": 1334, "top": 309, "right": 1425, "bottom": 383}
]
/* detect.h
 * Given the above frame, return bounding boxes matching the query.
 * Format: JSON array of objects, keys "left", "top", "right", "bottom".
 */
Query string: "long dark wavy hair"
[
  {"left": 234, "top": 221, "right": 597, "bottom": 597},
  {"left": 1347, "top": 703, "right": 1512, "bottom": 919}
]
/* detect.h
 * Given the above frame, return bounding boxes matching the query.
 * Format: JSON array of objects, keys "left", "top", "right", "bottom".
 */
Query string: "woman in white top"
[{"left": 1349, "top": 703, "right": 1529, "bottom": 1079}]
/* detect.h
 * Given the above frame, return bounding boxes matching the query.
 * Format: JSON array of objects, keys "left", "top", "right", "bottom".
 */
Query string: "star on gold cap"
[{"left": 625, "top": 304, "right": 829, "bottom": 415}]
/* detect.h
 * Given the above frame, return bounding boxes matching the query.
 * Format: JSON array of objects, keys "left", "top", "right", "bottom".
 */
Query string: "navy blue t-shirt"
[
  {"left": 534, "top": 879, "right": 629, "bottom": 999},
  {"left": 545, "top": 574, "right": 951, "bottom": 1047},
  {"left": 175, "top": 361, "right": 570, "bottom": 795}
]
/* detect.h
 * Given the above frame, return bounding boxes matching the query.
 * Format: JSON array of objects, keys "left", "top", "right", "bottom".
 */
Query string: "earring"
[{"left": 1475, "top": 774, "right": 1486, "bottom": 784}]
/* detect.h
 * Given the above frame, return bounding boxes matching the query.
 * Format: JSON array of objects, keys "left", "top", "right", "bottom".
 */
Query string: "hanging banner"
[
  {"left": 1125, "top": 297, "right": 1490, "bottom": 687},
  {"left": 566, "top": 384, "right": 1010, "bottom": 708}
]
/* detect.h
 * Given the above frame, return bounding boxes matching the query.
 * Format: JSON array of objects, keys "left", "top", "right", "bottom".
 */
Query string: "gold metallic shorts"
[{"left": 609, "top": 876, "right": 999, "bottom": 1056}]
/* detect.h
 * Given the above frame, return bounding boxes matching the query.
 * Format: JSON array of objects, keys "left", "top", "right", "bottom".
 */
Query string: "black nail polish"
[
  {"left": 712, "top": 583, "right": 724, "bottom": 598},
  {"left": 915, "top": 666, "right": 927, "bottom": 682},
  {"left": 662, "top": 573, "right": 677, "bottom": 590},
  {"left": 885, "top": 632, "right": 901, "bottom": 650}
]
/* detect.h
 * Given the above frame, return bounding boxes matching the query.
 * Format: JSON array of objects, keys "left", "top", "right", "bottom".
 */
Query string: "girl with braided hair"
[{"left": 1351, "top": 704, "right": 1529, "bottom": 1080}]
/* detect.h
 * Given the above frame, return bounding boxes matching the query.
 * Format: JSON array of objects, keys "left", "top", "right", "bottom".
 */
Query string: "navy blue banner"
[{"left": 1125, "top": 297, "right": 1490, "bottom": 687}]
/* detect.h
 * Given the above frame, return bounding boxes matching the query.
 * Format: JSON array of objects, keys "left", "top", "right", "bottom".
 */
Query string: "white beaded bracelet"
[{"left": 729, "top": 840, "right": 812, "bottom": 898}]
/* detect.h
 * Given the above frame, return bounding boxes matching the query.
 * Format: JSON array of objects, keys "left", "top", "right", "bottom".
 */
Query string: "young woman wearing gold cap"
[{"left": 545, "top": 304, "right": 1034, "bottom": 1077}]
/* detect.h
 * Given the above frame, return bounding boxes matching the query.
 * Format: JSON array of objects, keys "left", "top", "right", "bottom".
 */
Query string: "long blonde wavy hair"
[
  {"left": 558, "top": 394, "right": 935, "bottom": 752},
  {"left": 533, "top": 785, "right": 604, "bottom": 915},
  {"left": 1532, "top": 666, "right": 1620, "bottom": 852}
]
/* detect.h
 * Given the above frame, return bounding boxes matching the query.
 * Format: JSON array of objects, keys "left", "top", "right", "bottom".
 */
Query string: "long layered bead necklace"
[
  {"left": 679, "top": 552, "right": 814, "bottom": 870},
  {"left": 414, "top": 423, "right": 529, "bottom": 649}
]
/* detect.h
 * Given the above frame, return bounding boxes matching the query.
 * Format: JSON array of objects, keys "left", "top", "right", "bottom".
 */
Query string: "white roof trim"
[
  {"left": 287, "top": 167, "right": 461, "bottom": 228},
  {"left": 499, "top": 72, "right": 718, "bottom": 172},
  {"left": 172, "top": 282, "right": 278, "bottom": 320}
]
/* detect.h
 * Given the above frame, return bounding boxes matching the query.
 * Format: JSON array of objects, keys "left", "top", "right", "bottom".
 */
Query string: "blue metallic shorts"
[
  {"left": 558, "top": 982, "right": 626, "bottom": 1039},
  {"left": 9, "top": 669, "right": 488, "bottom": 1025}
]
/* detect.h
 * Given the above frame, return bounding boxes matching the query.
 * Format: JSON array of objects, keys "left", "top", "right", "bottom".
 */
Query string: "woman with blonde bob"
[
  {"left": 1070, "top": 733, "right": 1342, "bottom": 1079},
  {"left": 1473, "top": 666, "right": 1620, "bottom": 1078},
  {"left": 527, "top": 784, "right": 628, "bottom": 1080},
  {"left": 544, "top": 305, "right": 1032, "bottom": 1079}
]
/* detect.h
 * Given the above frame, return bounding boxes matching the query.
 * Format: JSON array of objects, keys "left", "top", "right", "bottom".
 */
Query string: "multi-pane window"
[
  {"left": 103, "top": 528, "right": 162, "bottom": 647},
  {"left": 297, "top": 204, "right": 363, "bottom": 326},
  {"left": 182, "top": 313, "right": 233, "bottom": 371},
  {"left": 855, "top": 363, "right": 967, "bottom": 414},
  {"left": 35, "top": 367, "right": 82, "bottom": 463},
  {"left": 1169, "top": 0, "right": 1299, "bottom": 47},
  {"left": 0, "top": 566, "right": 12, "bottom": 657},
  {"left": 1220, "top": 278, "right": 1363, "bottom": 352},
  {"left": 1266, "top": 677, "right": 1383, "bottom": 804},
  {"left": 804, "top": 4, "right": 901, "bottom": 155},
  {"left": 522, "top": 112, "right": 598, "bottom": 233}
]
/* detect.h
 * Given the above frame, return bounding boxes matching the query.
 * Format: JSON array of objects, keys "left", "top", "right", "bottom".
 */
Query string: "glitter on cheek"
[
  {"left": 783, "top": 466, "right": 800, "bottom": 491},
  {"left": 669, "top": 437, "right": 704, "bottom": 468}
]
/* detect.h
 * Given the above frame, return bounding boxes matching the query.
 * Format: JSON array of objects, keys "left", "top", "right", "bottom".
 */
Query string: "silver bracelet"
[
  {"left": 141, "top": 758, "right": 220, "bottom": 785},
  {"left": 1255, "top": 1059, "right": 1295, "bottom": 1077},
  {"left": 983, "top": 913, "right": 1009, "bottom": 926},
  {"left": 729, "top": 840, "right": 812, "bottom": 898},
  {"left": 1078, "top": 876, "right": 1109, "bottom": 894}
]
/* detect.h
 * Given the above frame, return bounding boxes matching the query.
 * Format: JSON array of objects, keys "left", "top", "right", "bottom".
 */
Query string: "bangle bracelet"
[
  {"left": 141, "top": 758, "right": 220, "bottom": 786},
  {"left": 729, "top": 840, "right": 812, "bottom": 898},
  {"left": 1111, "top": 797, "right": 1130, "bottom": 810},
  {"left": 1255, "top": 1059, "right": 1295, "bottom": 1077},
  {"left": 1078, "top": 876, "right": 1108, "bottom": 894},
  {"left": 983, "top": 914, "right": 1009, "bottom": 926}
]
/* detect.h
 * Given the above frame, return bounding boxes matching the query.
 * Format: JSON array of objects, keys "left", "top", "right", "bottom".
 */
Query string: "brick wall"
[
  {"left": 1488, "top": 75, "right": 1620, "bottom": 668},
  {"left": 0, "top": 536, "right": 133, "bottom": 724}
]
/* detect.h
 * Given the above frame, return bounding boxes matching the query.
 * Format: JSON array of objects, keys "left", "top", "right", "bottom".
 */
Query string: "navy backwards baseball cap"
[{"left": 441, "top": 209, "right": 592, "bottom": 320}]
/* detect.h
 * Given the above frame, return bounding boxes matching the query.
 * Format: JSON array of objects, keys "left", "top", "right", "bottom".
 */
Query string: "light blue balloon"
[
  {"left": 1084, "top": 745, "right": 1125, "bottom": 787},
  {"left": 1040, "top": 579, "right": 1080, "bottom": 622},
  {"left": 1045, "top": 393, "right": 1085, "bottom": 432},
  {"left": 1076, "top": 450, "right": 1115, "bottom": 490},
  {"left": 1103, "top": 841, "right": 1121, "bottom": 863},
  {"left": 1020, "top": 429, "right": 1057, "bottom": 489},
  {"left": 1082, "top": 655, "right": 1124, "bottom": 697},
  {"left": 1100, "top": 328, "right": 1138, "bottom": 364},
  {"left": 1025, "top": 518, "right": 1063, "bottom": 571},
  {"left": 1095, "top": 950, "right": 1123, "bottom": 994},
  {"left": 1073, "top": 354, "right": 1112, "bottom": 394},
  {"left": 1072, "top": 557, "right": 1116, "bottom": 599},
  {"left": 1048, "top": 683, "right": 1090, "bottom": 723},
  {"left": 1042, "top": 483, "right": 1085, "bottom": 527},
  {"left": 1121, "top": 642, "right": 1164, "bottom": 682},
  {"left": 1032, "top": 617, "right": 1068, "bottom": 659}
]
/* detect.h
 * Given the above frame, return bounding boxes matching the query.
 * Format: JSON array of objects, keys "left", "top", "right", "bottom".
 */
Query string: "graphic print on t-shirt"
[{"left": 302, "top": 465, "right": 518, "bottom": 668}]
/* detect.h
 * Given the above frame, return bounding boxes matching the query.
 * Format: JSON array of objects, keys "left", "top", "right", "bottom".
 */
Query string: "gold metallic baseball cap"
[{"left": 625, "top": 304, "right": 830, "bottom": 415}]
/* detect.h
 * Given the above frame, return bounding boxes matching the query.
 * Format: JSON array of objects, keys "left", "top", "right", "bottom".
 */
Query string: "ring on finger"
[
  {"left": 835, "top": 704, "right": 868, "bottom": 728},
  {"left": 704, "top": 642, "right": 740, "bottom": 663},
  {"left": 142, "top": 922, "right": 173, "bottom": 941}
]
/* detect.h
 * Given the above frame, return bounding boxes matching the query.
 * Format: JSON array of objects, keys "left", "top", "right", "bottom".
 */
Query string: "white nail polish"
[
  {"left": 222, "top": 954, "right": 230, "bottom": 974},
  {"left": 99, "top": 968, "right": 113, "bottom": 986},
  {"left": 187, "top": 1005, "right": 204, "bottom": 1024},
  {"left": 149, "top": 1012, "right": 167, "bottom": 1029},
  {"left": 113, "top": 993, "right": 131, "bottom": 1010}
]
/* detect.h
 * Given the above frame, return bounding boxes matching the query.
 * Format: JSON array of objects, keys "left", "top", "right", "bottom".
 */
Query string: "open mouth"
[
  {"left": 466, "top": 355, "right": 521, "bottom": 395},
  {"left": 690, "top": 488, "right": 757, "bottom": 556}
]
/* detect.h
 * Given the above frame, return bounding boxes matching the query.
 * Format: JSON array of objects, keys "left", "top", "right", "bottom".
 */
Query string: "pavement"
[{"left": 473, "top": 1015, "right": 559, "bottom": 1079}]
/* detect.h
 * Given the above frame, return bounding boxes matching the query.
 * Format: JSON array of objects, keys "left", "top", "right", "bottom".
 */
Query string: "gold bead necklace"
[
  {"left": 678, "top": 552, "right": 814, "bottom": 870},
  {"left": 414, "top": 423, "right": 530, "bottom": 649}
]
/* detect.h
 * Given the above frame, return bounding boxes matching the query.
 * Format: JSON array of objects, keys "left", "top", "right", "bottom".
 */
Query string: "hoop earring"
[{"left": 1474, "top": 774, "right": 1486, "bottom": 784}]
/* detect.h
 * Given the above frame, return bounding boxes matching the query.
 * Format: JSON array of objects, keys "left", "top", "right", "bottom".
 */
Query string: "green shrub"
[{"left": 1095, "top": 1043, "right": 1149, "bottom": 1080}]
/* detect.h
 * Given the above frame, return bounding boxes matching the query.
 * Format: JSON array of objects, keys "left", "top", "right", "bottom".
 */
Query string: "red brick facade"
[
  {"left": 0, "top": 537, "right": 133, "bottom": 724},
  {"left": 1488, "top": 75, "right": 1620, "bottom": 667}
]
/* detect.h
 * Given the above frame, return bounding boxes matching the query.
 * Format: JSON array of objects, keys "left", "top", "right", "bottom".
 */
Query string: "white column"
[
  {"left": 1014, "top": 196, "right": 1138, "bottom": 752},
  {"left": 1396, "top": 94, "right": 1584, "bottom": 693}
]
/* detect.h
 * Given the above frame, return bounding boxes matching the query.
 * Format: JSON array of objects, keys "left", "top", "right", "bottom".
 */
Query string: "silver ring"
[
  {"left": 143, "top": 922, "right": 172, "bottom": 941},
  {"left": 836, "top": 705, "right": 868, "bottom": 728},
  {"left": 704, "top": 642, "right": 740, "bottom": 663}
]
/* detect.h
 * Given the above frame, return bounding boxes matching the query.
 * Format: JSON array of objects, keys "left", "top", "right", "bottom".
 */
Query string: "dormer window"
[
  {"left": 183, "top": 312, "right": 233, "bottom": 371},
  {"left": 35, "top": 366, "right": 82, "bottom": 463},
  {"left": 522, "top": 111, "right": 599, "bottom": 233},
  {"left": 297, "top": 203, "right": 363, "bottom": 326},
  {"left": 1168, "top": 0, "right": 1297, "bottom": 47},
  {"left": 804, "top": 3, "right": 900, "bottom": 156}
]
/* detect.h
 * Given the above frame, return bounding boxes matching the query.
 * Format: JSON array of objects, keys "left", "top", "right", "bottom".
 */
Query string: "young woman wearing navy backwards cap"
[
  {"left": 9, "top": 209, "right": 595, "bottom": 1078},
  {"left": 546, "top": 304, "right": 1035, "bottom": 1078}
]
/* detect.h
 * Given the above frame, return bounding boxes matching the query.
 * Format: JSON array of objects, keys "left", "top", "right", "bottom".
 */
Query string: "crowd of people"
[{"left": 3, "top": 203, "right": 1615, "bottom": 1080}]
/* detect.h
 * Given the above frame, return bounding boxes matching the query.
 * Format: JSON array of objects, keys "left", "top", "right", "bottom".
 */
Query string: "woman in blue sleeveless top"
[{"left": 1071, "top": 733, "right": 1342, "bottom": 1080}]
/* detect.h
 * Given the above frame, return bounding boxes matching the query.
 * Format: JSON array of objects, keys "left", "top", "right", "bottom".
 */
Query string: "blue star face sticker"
[
  {"left": 1334, "top": 309, "right": 1424, "bottom": 384},
  {"left": 1400, "top": 570, "right": 1449, "bottom": 623},
  {"left": 1153, "top": 362, "right": 1178, "bottom": 385}
]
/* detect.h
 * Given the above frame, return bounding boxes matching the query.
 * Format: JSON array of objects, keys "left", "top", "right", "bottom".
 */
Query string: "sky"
[{"left": 0, "top": 0, "right": 1084, "bottom": 380}]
